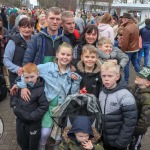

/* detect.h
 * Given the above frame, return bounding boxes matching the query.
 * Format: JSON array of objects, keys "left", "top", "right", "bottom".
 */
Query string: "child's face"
[
  {"left": 81, "top": 51, "right": 97, "bottom": 68},
  {"left": 101, "top": 68, "right": 120, "bottom": 89},
  {"left": 135, "top": 76, "right": 150, "bottom": 88},
  {"left": 56, "top": 47, "right": 72, "bottom": 67},
  {"left": 98, "top": 43, "right": 113, "bottom": 55},
  {"left": 75, "top": 132, "right": 90, "bottom": 143},
  {"left": 23, "top": 72, "right": 38, "bottom": 86}
]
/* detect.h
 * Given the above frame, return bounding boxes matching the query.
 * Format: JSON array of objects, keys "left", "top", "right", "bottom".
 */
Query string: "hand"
[
  {"left": 71, "top": 74, "right": 78, "bottom": 80},
  {"left": 82, "top": 140, "right": 93, "bottom": 150},
  {"left": 21, "top": 88, "right": 31, "bottom": 101},
  {"left": 10, "top": 84, "right": 18, "bottom": 95},
  {"left": 70, "top": 65, "right": 76, "bottom": 72},
  {"left": 17, "top": 67, "right": 23, "bottom": 76}
]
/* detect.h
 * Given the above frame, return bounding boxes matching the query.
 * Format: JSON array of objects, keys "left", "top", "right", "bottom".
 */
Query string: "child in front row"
[
  {"left": 97, "top": 37, "right": 129, "bottom": 68},
  {"left": 99, "top": 62, "right": 137, "bottom": 150},
  {"left": 59, "top": 116, "right": 104, "bottom": 150},
  {"left": 11, "top": 63, "right": 49, "bottom": 150},
  {"left": 12, "top": 43, "right": 81, "bottom": 150},
  {"left": 75, "top": 44, "right": 102, "bottom": 98},
  {"left": 129, "top": 67, "right": 150, "bottom": 150}
]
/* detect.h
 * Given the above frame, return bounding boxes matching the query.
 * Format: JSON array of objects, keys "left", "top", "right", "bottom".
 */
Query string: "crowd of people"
[{"left": 0, "top": 5, "right": 150, "bottom": 150}]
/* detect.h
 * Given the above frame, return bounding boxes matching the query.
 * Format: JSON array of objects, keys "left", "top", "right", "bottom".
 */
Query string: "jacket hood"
[
  {"left": 98, "top": 24, "right": 111, "bottom": 32},
  {"left": 77, "top": 59, "right": 102, "bottom": 74},
  {"left": 145, "top": 25, "right": 150, "bottom": 30},
  {"left": 137, "top": 87, "right": 150, "bottom": 94},
  {"left": 102, "top": 76, "right": 128, "bottom": 94},
  {"left": 39, "top": 27, "right": 64, "bottom": 39},
  {"left": 63, "top": 116, "right": 100, "bottom": 143}
]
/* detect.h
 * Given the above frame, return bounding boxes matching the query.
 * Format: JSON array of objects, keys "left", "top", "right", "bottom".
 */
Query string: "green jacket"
[{"left": 130, "top": 85, "right": 150, "bottom": 135}]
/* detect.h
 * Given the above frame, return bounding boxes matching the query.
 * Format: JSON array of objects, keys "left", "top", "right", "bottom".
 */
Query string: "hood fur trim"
[
  {"left": 77, "top": 59, "right": 102, "bottom": 73},
  {"left": 62, "top": 127, "right": 101, "bottom": 143}
]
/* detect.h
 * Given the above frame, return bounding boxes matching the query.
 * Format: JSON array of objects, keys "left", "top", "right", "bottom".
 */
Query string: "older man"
[{"left": 119, "top": 13, "right": 140, "bottom": 82}]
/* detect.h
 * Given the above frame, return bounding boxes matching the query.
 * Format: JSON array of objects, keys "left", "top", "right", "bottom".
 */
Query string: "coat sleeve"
[
  {"left": 114, "top": 91, "right": 137, "bottom": 148},
  {"left": 22, "top": 34, "right": 38, "bottom": 65}
]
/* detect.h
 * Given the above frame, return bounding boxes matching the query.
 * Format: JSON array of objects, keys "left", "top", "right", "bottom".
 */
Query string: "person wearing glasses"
[{"left": 15, "top": 5, "right": 28, "bottom": 26}]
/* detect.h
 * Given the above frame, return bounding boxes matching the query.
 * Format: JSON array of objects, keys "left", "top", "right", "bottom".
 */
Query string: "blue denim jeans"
[
  {"left": 137, "top": 44, "right": 150, "bottom": 67},
  {"left": 124, "top": 52, "right": 140, "bottom": 82}
]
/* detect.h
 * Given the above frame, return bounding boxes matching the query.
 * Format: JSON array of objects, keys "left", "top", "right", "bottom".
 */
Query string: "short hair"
[
  {"left": 101, "top": 61, "right": 120, "bottom": 74},
  {"left": 47, "top": 7, "right": 61, "bottom": 16},
  {"left": 101, "top": 13, "right": 112, "bottom": 24},
  {"left": 82, "top": 44, "right": 98, "bottom": 55},
  {"left": 22, "top": 63, "right": 38, "bottom": 74},
  {"left": 97, "top": 37, "right": 113, "bottom": 46},
  {"left": 145, "top": 19, "right": 150, "bottom": 26},
  {"left": 18, "top": 17, "right": 34, "bottom": 27},
  {"left": 62, "top": 11, "right": 74, "bottom": 22},
  {"left": 20, "top": 5, "right": 26, "bottom": 9}
]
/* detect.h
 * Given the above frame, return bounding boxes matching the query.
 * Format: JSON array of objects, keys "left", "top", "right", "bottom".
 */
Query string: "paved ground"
[{"left": 0, "top": 64, "right": 150, "bottom": 150}]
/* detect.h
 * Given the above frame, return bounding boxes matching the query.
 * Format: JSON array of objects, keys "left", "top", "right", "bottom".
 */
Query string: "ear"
[
  {"left": 116, "top": 73, "right": 120, "bottom": 80},
  {"left": 146, "top": 81, "right": 150, "bottom": 87}
]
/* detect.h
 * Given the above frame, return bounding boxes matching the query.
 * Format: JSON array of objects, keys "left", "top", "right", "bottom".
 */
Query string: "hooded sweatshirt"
[
  {"left": 98, "top": 23, "right": 114, "bottom": 44},
  {"left": 140, "top": 25, "right": 150, "bottom": 44}
]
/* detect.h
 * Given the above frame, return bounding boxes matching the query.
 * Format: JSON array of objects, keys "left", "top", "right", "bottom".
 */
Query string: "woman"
[
  {"left": 98, "top": 13, "right": 114, "bottom": 44},
  {"left": 73, "top": 24, "right": 99, "bottom": 67},
  {"left": 3, "top": 17, "right": 34, "bottom": 87}
]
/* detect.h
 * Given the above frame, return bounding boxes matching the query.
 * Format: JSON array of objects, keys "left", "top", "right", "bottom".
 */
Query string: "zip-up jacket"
[{"left": 99, "top": 77, "right": 137, "bottom": 149}]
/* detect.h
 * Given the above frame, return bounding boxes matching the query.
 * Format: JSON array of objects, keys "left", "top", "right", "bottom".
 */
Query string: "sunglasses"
[{"left": 22, "top": 8, "right": 27, "bottom": 10}]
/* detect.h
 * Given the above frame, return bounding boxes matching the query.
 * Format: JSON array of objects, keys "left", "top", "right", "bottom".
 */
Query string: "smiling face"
[
  {"left": 56, "top": 47, "right": 72, "bottom": 67},
  {"left": 101, "top": 68, "right": 120, "bottom": 89},
  {"left": 85, "top": 29, "right": 98, "bottom": 44},
  {"left": 98, "top": 43, "right": 113, "bottom": 55}
]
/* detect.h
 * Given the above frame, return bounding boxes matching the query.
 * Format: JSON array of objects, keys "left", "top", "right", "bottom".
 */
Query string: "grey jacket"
[
  {"left": 99, "top": 77, "right": 137, "bottom": 149},
  {"left": 97, "top": 47, "right": 129, "bottom": 68}
]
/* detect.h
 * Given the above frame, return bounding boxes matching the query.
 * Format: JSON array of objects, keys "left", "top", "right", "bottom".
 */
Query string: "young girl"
[
  {"left": 75, "top": 44, "right": 102, "bottom": 98},
  {"left": 13, "top": 42, "right": 81, "bottom": 150}
]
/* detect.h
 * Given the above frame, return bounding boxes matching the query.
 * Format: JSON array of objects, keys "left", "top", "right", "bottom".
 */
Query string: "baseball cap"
[{"left": 137, "top": 67, "right": 150, "bottom": 81}]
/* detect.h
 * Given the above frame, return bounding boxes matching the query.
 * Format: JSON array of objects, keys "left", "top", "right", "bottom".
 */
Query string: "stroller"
[{"left": 51, "top": 93, "right": 102, "bottom": 140}]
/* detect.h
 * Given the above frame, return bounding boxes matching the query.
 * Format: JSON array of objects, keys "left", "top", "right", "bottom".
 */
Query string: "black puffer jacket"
[
  {"left": 76, "top": 60, "right": 102, "bottom": 98},
  {"left": 11, "top": 77, "right": 49, "bottom": 123},
  {"left": 99, "top": 77, "right": 137, "bottom": 149}
]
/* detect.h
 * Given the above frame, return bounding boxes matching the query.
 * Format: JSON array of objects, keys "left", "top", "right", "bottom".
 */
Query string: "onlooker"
[
  {"left": 11, "top": 63, "right": 49, "bottom": 150},
  {"left": 137, "top": 19, "right": 150, "bottom": 67},
  {"left": 98, "top": 13, "right": 114, "bottom": 44},
  {"left": 118, "top": 13, "right": 140, "bottom": 82},
  {"left": 23, "top": 7, "right": 70, "bottom": 65},
  {"left": 61, "top": 11, "right": 80, "bottom": 47},
  {"left": 86, "top": 12, "right": 95, "bottom": 26},
  {"left": 129, "top": 67, "right": 150, "bottom": 150},
  {"left": 73, "top": 24, "right": 99, "bottom": 67},
  {"left": 99, "top": 61, "right": 137, "bottom": 150},
  {"left": 0, "top": 8, "right": 8, "bottom": 29}
]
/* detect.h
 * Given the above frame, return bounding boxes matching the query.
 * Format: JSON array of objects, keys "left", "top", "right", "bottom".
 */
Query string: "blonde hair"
[
  {"left": 97, "top": 37, "right": 113, "bottom": 46},
  {"left": 22, "top": 63, "right": 38, "bottom": 74},
  {"left": 101, "top": 13, "right": 112, "bottom": 24},
  {"left": 82, "top": 44, "right": 98, "bottom": 55},
  {"left": 62, "top": 11, "right": 74, "bottom": 22},
  {"left": 101, "top": 61, "right": 120, "bottom": 74}
]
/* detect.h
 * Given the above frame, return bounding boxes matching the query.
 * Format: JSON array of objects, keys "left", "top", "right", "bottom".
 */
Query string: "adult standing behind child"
[
  {"left": 10, "top": 63, "right": 49, "bottom": 150},
  {"left": 129, "top": 67, "right": 150, "bottom": 150},
  {"left": 75, "top": 44, "right": 102, "bottom": 98},
  {"left": 13, "top": 43, "right": 81, "bottom": 150},
  {"left": 99, "top": 62, "right": 137, "bottom": 150}
]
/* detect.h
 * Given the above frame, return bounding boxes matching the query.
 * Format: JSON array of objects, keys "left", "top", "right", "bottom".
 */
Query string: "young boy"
[
  {"left": 75, "top": 44, "right": 102, "bottom": 98},
  {"left": 59, "top": 116, "right": 104, "bottom": 150},
  {"left": 99, "top": 61, "right": 137, "bottom": 150},
  {"left": 11, "top": 63, "right": 49, "bottom": 150},
  {"left": 129, "top": 67, "right": 150, "bottom": 150},
  {"left": 97, "top": 37, "right": 129, "bottom": 68}
]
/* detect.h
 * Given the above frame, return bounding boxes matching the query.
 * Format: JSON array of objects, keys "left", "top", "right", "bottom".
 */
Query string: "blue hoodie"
[
  {"left": 68, "top": 116, "right": 94, "bottom": 141},
  {"left": 140, "top": 26, "right": 150, "bottom": 44}
]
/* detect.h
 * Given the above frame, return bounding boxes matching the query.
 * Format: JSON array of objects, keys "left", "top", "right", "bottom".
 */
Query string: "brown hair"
[
  {"left": 80, "top": 25, "right": 99, "bottom": 45},
  {"left": 101, "top": 14, "right": 112, "bottom": 24},
  {"left": 18, "top": 17, "right": 34, "bottom": 27},
  {"left": 82, "top": 44, "right": 98, "bottom": 55},
  {"left": 22, "top": 63, "right": 38, "bottom": 74},
  {"left": 47, "top": 7, "right": 61, "bottom": 16},
  {"left": 97, "top": 37, "right": 113, "bottom": 46},
  {"left": 62, "top": 11, "right": 74, "bottom": 22}
]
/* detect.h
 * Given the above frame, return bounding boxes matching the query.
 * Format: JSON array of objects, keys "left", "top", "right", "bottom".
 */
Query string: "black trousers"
[
  {"left": 128, "top": 134, "right": 143, "bottom": 150},
  {"left": 103, "top": 144, "right": 127, "bottom": 150},
  {"left": 16, "top": 118, "right": 41, "bottom": 150}
]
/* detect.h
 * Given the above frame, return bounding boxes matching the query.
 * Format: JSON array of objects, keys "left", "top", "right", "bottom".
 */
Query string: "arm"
[
  {"left": 3, "top": 40, "right": 20, "bottom": 73},
  {"left": 114, "top": 91, "right": 137, "bottom": 148}
]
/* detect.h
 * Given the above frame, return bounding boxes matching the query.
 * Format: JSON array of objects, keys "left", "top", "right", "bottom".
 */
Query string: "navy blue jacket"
[{"left": 140, "top": 26, "right": 150, "bottom": 44}]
